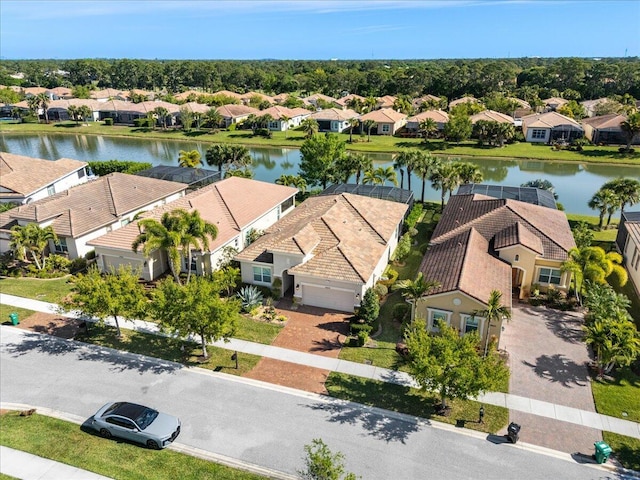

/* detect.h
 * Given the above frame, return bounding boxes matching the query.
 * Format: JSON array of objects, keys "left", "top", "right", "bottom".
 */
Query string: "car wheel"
[
  {"left": 147, "top": 440, "right": 160, "bottom": 450},
  {"left": 99, "top": 428, "right": 112, "bottom": 439}
]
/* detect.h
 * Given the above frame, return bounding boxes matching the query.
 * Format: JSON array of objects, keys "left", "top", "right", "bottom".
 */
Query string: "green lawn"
[
  {"left": 565, "top": 213, "right": 618, "bottom": 244},
  {"left": 0, "top": 412, "right": 266, "bottom": 480},
  {"left": 2, "top": 121, "right": 639, "bottom": 165},
  {"left": 0, "top": 304, "right": 36, "bottom": 324},
  {"left": 325, "top": 372, "right": 509, "bottom": 435},
  {"left": 235, "top": 315, "right": 284, "bottom": 344},
  {"left": 0, "top": 276, "right": 73, "bottom": 303},
  {"left": 591, "top": 367, "right": 640, "bottom": 471}
]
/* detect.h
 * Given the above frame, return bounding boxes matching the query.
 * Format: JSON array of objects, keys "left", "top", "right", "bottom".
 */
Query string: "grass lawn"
[
  {"left": 325, "top": 372, "right": 509, "bottom": 435},
  {"left": 565, "top": 213, "right": 618, "bottom": 244},
  {"left": 0, "top": 304, "right": 35, "bottom": 324},
  {"left": 590, "top": 367, "right": 640, "bottom": 471},
  {"left": 75, "top": 323, "right": 261, "bottom": 376},
  {"left": 0, "top": 412, "right": 265, "bottom": 480},
  {"left": 0, "top": 474, "right": 20, "bottom": 480},
  {"left": 0, "top": 276, "right": 73, "bottom": 303},
  {"left": 235, "top": 315, "right": 284, "bottom": 345},
  {"left": 3, "top": 121, "right": 639, "bottom": 165}
]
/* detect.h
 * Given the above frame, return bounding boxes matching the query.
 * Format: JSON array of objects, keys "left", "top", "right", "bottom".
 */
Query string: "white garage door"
[{"left": 302, "top": 285, "right": 354, "bottom": 312}]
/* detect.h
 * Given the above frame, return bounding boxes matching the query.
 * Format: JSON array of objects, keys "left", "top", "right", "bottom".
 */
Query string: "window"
[
  {"left": 121, "top": 218, "right": 130, "bottom": 227},
  {"left": 190, "top": 255, "right": 198, "bottom": 273},
  {"left": 78, "top": 168, "right": 86, "bottom": 178},
  {"left": 253, "top": 266, "right": 271, "bottom": 283},
  {"left": 632, "top": 247, "right": 638, "bottom": 270},
  {"left": 268, "top": 121, "right": 279, "bottom": 129},
  {"left": 462, "top": 315, "right": 482, "bottom": 334},
  {"left": 106, "top": 417, "right": 135, "bottom": 429},
  {"left": 47, "top": 185, "right": 56, "bottom": 196},
  {"left": 537, "top": 267, "right": 561, "bottom": 285},
  {"left": 427, "top": 308, "right": 451, "bottom": 332},
  {"left": 514, "top": 254, "right": 519, "bottom": 262},
  {"left": 280, "top": 196, "right": 294, "bottom": 212},
  {"left": 54, "top": 237, "right": 68, "bottom": 253},
  {"left": 381, "top": 124, "right": 390, "bottom": 133},
  {"left": 531, "top": 129, "right": 546, "bottom": 139}
]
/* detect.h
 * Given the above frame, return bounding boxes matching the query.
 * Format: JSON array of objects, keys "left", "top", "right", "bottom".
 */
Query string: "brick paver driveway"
[
  {"left": 499, "top": 302, "right": 602, "bottom": 455},
  {"left": 244, "top": 299, "right": 351, "bottom": 394}
]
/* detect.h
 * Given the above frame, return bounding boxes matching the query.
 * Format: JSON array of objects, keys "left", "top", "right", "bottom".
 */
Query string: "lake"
[{"left": 1, "top": 132, "right": 639, "bottom": 216}]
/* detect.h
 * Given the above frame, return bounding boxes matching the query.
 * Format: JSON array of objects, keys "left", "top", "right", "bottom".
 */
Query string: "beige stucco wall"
[{"left": 623, "top": 234, "right": 640, "bottom": 297}]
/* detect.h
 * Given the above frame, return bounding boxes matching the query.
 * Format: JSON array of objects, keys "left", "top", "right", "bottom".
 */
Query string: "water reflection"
[{"left": 1, "top": 132, "right": 638, "bottom": 216}]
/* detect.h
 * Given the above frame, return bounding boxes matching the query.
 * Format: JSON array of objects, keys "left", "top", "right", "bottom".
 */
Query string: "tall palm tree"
[
  {"left": 300, "top": 118, "right": 319, "bottom": 138},
  {"left": 36, "top": 92, "right": 50, "bottom": 123},
  {"left": 472, "top": 289, "right": 511, "bottom": 356},
  {"left": 10, "top": 223, "right": 57, "bottom": 270},
  {"left": 374, "top": 166, "right": 398, "bottom": 186},
  {"left": 67, "top": 105, "right": 80, "bottom": 124},
  {"left": 348, "top": 152, "right": 372, "bottom": 184},
  {"left": 363, "top": 120, "right": 376, "bottom": 142},
  {"left": 205, "top": 144, "right": 251, "bottom": 174},
  {"left": 27, "top": 96, "right": 41, "bottom": 121},
  {"left": 414, "top": 152, "right": 439, "bottom": 203},
  {"left": 348, "top": 117, "right": 359, "bottom": 143},
  {"left": 392, "top": 272, "right": 441, "bottom": 317},
  {"left": 588, "top": 188, "right": 619, "bottom": 229},
  {"left": 602, "top": 177, "right": 640, "bottom": 213},
  {"left": 430, "top": 161, "right": 460, "bottom": 211},
  {"left": 280, "top": 114, "right": 291, "bottom": 138},
  {"left": 620, "top": 112, "right": 640, "bottom": 151},
  {"left": 205, "top": 108, "right": 223, "bottom": 131},
  {"left": 153, "top": 106, "right": 170, "bottom": 129},
  {"left": 178, "top": 149, "right": 202, "bottom": 168},
  {"left": 495, "top": 122, "right": 515, "bottom": 147},
  {"left": 454, "top": 162, "right": 483, "bottom": 184},
  {"left": 362, "top": 169, "right": 380, "bottom": 185},
  {"left": 364, "top": 96, "right": 378, "bottom": 112},
  {"left": 418, "top": 118, "right": 438, "bottom": 143},
  {"left": 176, "top": 209, "right": 218, "bottom": 284},
  {"left": 276, "top": 174, "right": 307, "bottom": 193}
]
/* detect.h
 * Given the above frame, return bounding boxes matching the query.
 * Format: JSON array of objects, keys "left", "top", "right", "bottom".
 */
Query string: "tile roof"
[
  {"left": 407, "top": 110, "right": 449, "bottom": 124},
  {"left": 494, "top": 222, "right": 544, "bottom": 254},
  {"left": 521, "top": 111, "right": 583, "bottom": 129},
  {"left": 543, "top": 97, "right": 569, "bottom": 107},
  {"left": 334, "top": 94, "right": 365, "bottom": 107},
  {"left": 304, "top": 93, "right": 337, "bottom": 104},
  {"left": 377, "top": 95, "right": 397, "bottom": 108},
  {"left": 0, "top": 173, "right": 186, "bottom": 237},
  {"left": 260, "top": 105, "right": 312, "bottom": 119},
  {"left": 211, "top": 90, "right": 243, "bottom": 100},
  {"left": 90, "top": 88, "right": 126, "bottom": 99},
  {"left": 89, "top": 177, "right": 297, "bottom": 252},
  {"left": 359, "top": 108, "right": 407, "bottom": 123},
  {"left": 240, "top": 91, "right": 275, "bottom": 104},
  {"left": 411, "top": 94, "right": 442, "bottom": 108},
  {"left": 581, "top": 113, "right": 625, "bottom": 129},
  {"left": 309, "top": 108, "right": 359, "bottom": 121},
  {"left": 449, "top": 96, "right": 480, "bottom": 108},
  {"left": 236, "top": 193, "right": 408, "bottom": 283},
  {"left": 0, "top": 152, "right": 87, "bottom": 197},
  {"left": 216, "top": 104, "right": 259, "bottom": 118},
  {"left": 470, "top": 110, "right": 514, "bottom": 124},
  {"left": 173, "top": 90, "right": 202, "bottom": 101}
]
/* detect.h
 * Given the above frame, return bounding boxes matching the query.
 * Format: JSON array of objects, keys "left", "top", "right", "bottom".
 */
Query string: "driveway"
[
  {"left": 500, "top": 302, "right": 602, "bottom": 455},
  {"left": 244, "top": 299, "right": 351, "bottom": 394}
]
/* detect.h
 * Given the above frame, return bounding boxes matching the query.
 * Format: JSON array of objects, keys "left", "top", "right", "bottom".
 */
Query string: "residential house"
[
  {"left": 521, "top": 111, "right": 584, "bottom": 143},
  {"left": 334, "top": 93, "right": 365, "bottom": 110},
  {"left": 543, "top": 97, "right": 569, "bottom": 112},
  {"left": 240, "top": 91, "right": 274, "bottom": 106},
  {"left": 260, "top": 106, "right": 312, "bottom": 131},
  {"left": 272, "top": 93, "right": 291, "bottom": 105},
  {"left": 236, "top": 193, "right": 408, "bottom": 312},
  {"left": 46, "top": 99, "right": 102, "bottom": 122},
  {"left": 211, "top": 90, "right": 244, "bottom": 102},
  {"left": 413, "top": 191, "right": 575, "bottom": 348},
  {"left": 48, "top": 86, "right": 74, "bottom": 100},
  {"left": 469, "top": 110, "right": 514, "bottom": 124},
  {"left": 0, "top": 152, "right": 89, "bottom": 205},
  {"left": 216, "top": 104, "right": 260, "bottom": 127},
  {"left": 581, "top": 98, "right": 610, "bottom": 117},
  {"left": 308, "top": 108, "right": 359, "bottom": 133},
  {"left": 377, "top": 95, "right": 397, "bottom": 109},
  {"left": 405, "top": 110, "right": 449, "bottom": 135},
  {"left": 411, "top": 94, "right": 443, "bottom": 111},
  {"left": 90, "top": 89, "right": 128, "bottom": 102},
  {"left": 582, "top": 114, "right": 638, "bottom": 145},
  {"left": 174, "top": 90, "right": 203, "bottom": 102},
  {"left": 303, "top": 93, "right": 337, "bottom": 109},
  {"left": 615, "top": 211, "right": 640, "bottom": 297},
  {"left": 449, "top": 96, "right": 482, "bottom": 110},
  {"left": 359, "top": 108, "right": 407, "bottom": 136},
  {"left": 88, "top": 177, "right": 297, "bottom": 281},
  {"left": 97, "top": 100, "right": 181, "bottom": 125},
  {"left": 0, "top": 173, "right": 186, "bottom": 259},
  {"left": 22, "top": 87, "right": 49, "bottom": 98}
]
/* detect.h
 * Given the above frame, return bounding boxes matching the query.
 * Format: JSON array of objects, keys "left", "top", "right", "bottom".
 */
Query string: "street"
[{"left": 0, "top": 327, "right": 620, "bottom": 480}]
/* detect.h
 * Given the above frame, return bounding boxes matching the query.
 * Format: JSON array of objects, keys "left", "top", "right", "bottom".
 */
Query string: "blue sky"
[{"left": 1, "top": 0, "right": 639, "bottom": 60}]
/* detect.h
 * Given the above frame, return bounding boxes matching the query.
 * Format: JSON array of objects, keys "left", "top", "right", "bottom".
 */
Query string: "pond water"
[{"left": 1, "top": 132, "right": 638, "bottom": 216}]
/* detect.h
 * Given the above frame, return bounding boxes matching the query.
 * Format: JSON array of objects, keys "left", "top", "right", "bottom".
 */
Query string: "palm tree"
[
  {"left": 602, "top": 177, "right": 640, "bottom": 213},
  {"left": 348, "top": 117, "right": 359, "bottom": 143},
  {"left": 363, "top": 119, "right": 376, "bottom": 142},
  {"left": 67, "top": 105, "right": 80, "bottom": 124},
  {"left": 276, "top": 174, "right": 307, "bottom": 193},
  {"left": 300, "top": 118, "right": 319, "bottom": 138},
  {"left": 375, "top": 166, "right": 398, "bottom": 186},
  {"left": 36, "top": 92, "right": 50, "bottom": 123},
  {"left": 364, "top": 96, "right": 378, "bottom": 112},
  {"left": 472, "top": 289, "right": 511, "bottom": 356},
  {"left": 9, "top": 223, "right": 57, "bottom": 270},
  {"left": 178, "top": 149, "right": 203, "bottom": 168},
  {"left": 205, "top": 108, "right": 223, "bottom": 131},
  {"left": 562, "top": 246, "right": 628, "bottom": 303},
  {"left": 280, "top": 114, "right": 291, "bottom": 138},
  {"left": 393, "top": 153, "right": 408, "bottom": 189},
  {"left": 392, "top": 272, "right": 441, "bottom": 317},
  {"left": 585, "top": 316, "right": 640, "bottom": 376},
  {"left": 495, "top": 122, "right": 515, "bottom": 147},
  {"left": 176, "top": 209, "right": 218, "bottom": 284},
  {"left": 27, "top": 96, "right": 41, "bottom": 121},
  {"left": 348, "top": 153, "right": 372, "bottom": 185},
  {"left": 153, "top": 106, "right": 170, "bottom": 129},
  {"left": 588, "top": 188, "right": 619, "bottom": 229},
  {"left": 205, "top": 144, "right": 251, "bottom": 174},
  {"left": 414, "top": 152, "right": 439, "bottom": 203},
  {"left": 362, "top": 169, "right": 380, "bottom": 185},
  {"left": 418, "top": 118, "right": 438, "bottom": 143},
  {"left": 430, "top": 161, "right": 460, "bottom": 211},
  {"left": 620, "top": 112, "right": 640, "bottom": 151},
  {"left": 454, "top": 162, "right": 483, "bottom": 184}
]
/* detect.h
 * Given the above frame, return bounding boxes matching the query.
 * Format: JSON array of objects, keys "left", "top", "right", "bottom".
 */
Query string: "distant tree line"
[{"left": 1, "top": 57, "right": 638, "bottom": 100}]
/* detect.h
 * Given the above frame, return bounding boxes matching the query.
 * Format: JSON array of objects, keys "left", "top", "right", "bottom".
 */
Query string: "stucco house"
[
  {"left": 240, "top": 91, "right": 274, "bottom": 106},
  {"left": 449, "top": 96, "right": 482, "bottom": 110},
  {"left": 376, "top": 95, "right": 397, "bottom": 109},
  {"left": 543, "top": 97, "right": 569, "bottom": 112},
  {"left": 303, "top": 93, "right": 337, "bottom": 109},
  {"left": 308, "top": 108, "right": 359, "bottom": 133},
  {"left": 0, "top": 152, "right": 90, "bottom": 205},
  {"left": 521, "top": 111, "right": 584, "bottom": 144},
  {"left": 359, "top": 108, "right": 407, "bottom": 136},
  {"left": 582, "top": 113, "right": 638, "bottom": 145},
  {"left": 334, "top": 94, "right": 365, "bottom": 109},
  {"left": 413, "top": 191, "right": 575, "bottom": 348},
  {"left": 88, "top": 177, "right": 297, "bottom": 281},
  {"left": 406, "top": 110, "right": 449, "bottom": 135},
  {"left": 615, "top": 211, "right": 640, "bottom": 297},
  {"left": 216, "top": 104, "right": 260, "bottom": 127},
  {"left": 45, "top": 99, "right": 102, "bottom": 122},
  {"left": 0, "top": 174, "right": 186, "bottom": 259},
  {"left": 90, "top": 88, "right": 128, "bottom": 102},
  {"left": 236, "top": 193, "right": 408, "bottom": 312},
  {"left": 411, "top": 94, "right": 443, "bottom": 111},
  {"left": 261, "top": 106, "right": 312, "bottom": 131},
  {"left": 469, "top": 110, "right": 514, "bottom": 125}
]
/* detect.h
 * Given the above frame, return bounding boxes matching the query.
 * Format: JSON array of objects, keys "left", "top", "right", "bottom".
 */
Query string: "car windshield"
[{"left": 135, "top": 407, "right": 159, "bottom": 430}]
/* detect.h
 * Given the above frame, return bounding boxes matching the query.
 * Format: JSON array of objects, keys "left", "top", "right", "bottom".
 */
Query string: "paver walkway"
[
  {"left": 500, "top": 303, "right": 602, "bottom": 454},
  {"left": 1, "top": 292, "right": 639, "bottom": 441},
  {"left": 0, "top": 445, "right": 112, "bottom": 480}
]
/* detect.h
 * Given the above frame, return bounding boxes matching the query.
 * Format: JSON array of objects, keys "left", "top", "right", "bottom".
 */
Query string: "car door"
[{"left": 105, "top": 417, "right": 141, "bottom": 443}]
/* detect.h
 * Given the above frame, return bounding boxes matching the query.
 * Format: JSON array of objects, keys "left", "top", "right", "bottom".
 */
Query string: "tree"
[
  {"left": 374, "top": 166, "right": 398, "bottom": 186},
  {"left": 346, "top": 153, "right": 372, "bottom": 185},
  {"left": 36, "top": 92, "right": 50, "bottom": 123},
  {"left": 299, "top": 133, "right": 346, "bottom": 189},
  {"left": 562, "top": 246, "right": 628, "bottom": 303},
  {"left": 63, "top": 265, "right": 147, "bottom": 338},
  {"left": 430, "top": 161, "right": 460, "bottom": 211},
  {"left": 179, "top": 106, "right": 194, "bottom": 131},
  {"left": 300, "top": 118, "right": 319, "bottom": 138},
  {"left": 620, "top": 112, "right": 640, "bottom": 151},
  {"left": 67, "top": 105, "right": 81, "bottom": 124},
  {"left": 418, "top": 118, "right": 438, "bottom": 143},
  {"left": 9, "top": 223, "right": 57, "bottom": 271},
  {"left": 152, "top": 276, "right": 239, "bottom": 359},
  {"left": 205, "top": 108, "right": 223, "bottom": 130},
  {"left": 392, "top": 152, "right": 408, "bottom": 189},
  {"left": 276, "top": 174, "right": 307, "bottom": 193},
  {"left": 205, "top": 144, "right": 252, "bottom": 174},
  {"left": 494, "top": 122, "right": 515, "bottom": 147},
  {"left": 588, "top": 188, "right": 619, "bottom": 229},
  {"left": 358, "top": 287, "right": 379, "bottom": 324},
  {"left": 571, "top": 221, "right": 594, "bottom": 249},
  {"left": 153, "top": 106, "right": 171, "bottom": 129},
  {"left": 521, "top": 179, "right": 559, "bottom": 200},
  {"left": 394, "top": 150, "right": 418, "bottom": 192},
  {"left": 601, "top": 177, "right": 640, "bottom": 213},
  {"left": 454, "top": 161, "right": 483, "bottom": 184},
  {"left": 362, "top": 120, "right": 376, "bottom": 142},
  {"left": 585, "top": 316, "right": 640, "bottom": 376},
  {"left": 471, "top": 289, "right": 512, "bottom": 356},
  {"left": 443, "top": 114, "right": 472, "bottom": 144},
  {"left": 583, "top": 282, "right": 631, "bottom": 325},
  {"left": 404, "top": 318, "right": 508, "bottom": 410},
  {"left": 392, "top": 272, "right": 440, "bottom": 317},
  {"left": 557, "top": 100, "right": 586, "bottom": 120},
  {"left": 280, "top": 114, "right": 290, "bottom": 138},
  {"left": 298, "top": 438, "right": 358, "bottom": 480},
  {"left": 176, "top": 209, "right": 218, "bottom": 284},
  {"left": 413, "top": 152, "right": 439, "bottom": 203},
  {"left": 178, "top": 149, "right": 202, "bottom": 168},
  {"left": 347, "top": 118, "right": 359, "bottom": 143}
]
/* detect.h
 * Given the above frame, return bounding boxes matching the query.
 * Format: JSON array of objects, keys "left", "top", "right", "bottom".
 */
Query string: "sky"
[{"left": 1, "top": 0, "right": 639, "bottom": 60}]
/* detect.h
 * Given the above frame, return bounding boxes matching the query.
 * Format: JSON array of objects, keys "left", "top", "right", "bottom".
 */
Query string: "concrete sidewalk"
[
  {"left": 2, "top": 292, "right": 639, "bottom": 440},
  {"left": 0, "top": 446, "right": 112, "bottom": 480}
]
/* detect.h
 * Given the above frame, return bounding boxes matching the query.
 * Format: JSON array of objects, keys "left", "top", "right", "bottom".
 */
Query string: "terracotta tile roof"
[
  {"left": 304, "top": 93, "right": 337, "bottom": 104},
  {"left": 543, "top": 97, "right": 569, "bottom": 107},
  {"left": 0, "top": 152, "right": 87, "bottom": 197},
  {"left": 240, "top": 91, "right": 274, "bottom": 104},
  {"left": 216, "top": 104, "right": 259, "bottom": 118},
  {"left": 174, "top": 90, "right": 202, "bottom": 101},
  {"left": 260, "top": 105, "right": 312, "bottom": 119},
  {"left": 419, "top": 228, "right": 512, "bottom": 306},
  {"left": 334, "top": 94, "right": 365, "bottom": 107},
  {"left": 46, "top": 98, "right": 103, "bottom": 111},
  {"left": 377, "top": 95, "right": 397, "bottom": 108},
  {"left": 236, "top": 193, "right": 408, "bottom": 283},
  {"left": 309, "top": 108, "right": 359, "bottom": 121},
  {"left": 449, "top": 96, "right": 481, "bottom": 108},
  {"left": 494, "top": 222, "right": 544, "bottom": 254},
  {"left": 508, "top": 98, "right": 531, "bottom": 109},
  {"left": 90, "top": 88, "right": 126, "bottom": 99},
  {"left": 470, "top": 110, "right": 514, "bottom": 124},
  {"left": 521, "top": 111, "right": 582, "bottom": 129},
  {"left": 582, "top": 113, "right": 625, "bottom": 129},
  {"left": 181, "top": 102, "right": 211, "bottom": 114},
  {"left": 49, "top": 86, "right": 73, "bottom": 97},
  {"left": 211, "top": 90, "right": 243, "bottom": 100},
  {"left": 22, "top": 87, "right": 48, "bottom": 96},
  {"left": 0, "top": 173, "right": 186, "bottom": 237},
  {"left": 359, "top": 108, "right": 407, "bottom": 123},
  {"left": 412, "top": 94, "right": 442, "bottom": 108},
  {"left": 407, "top": 110, "right": 449, "bottom": 123}
]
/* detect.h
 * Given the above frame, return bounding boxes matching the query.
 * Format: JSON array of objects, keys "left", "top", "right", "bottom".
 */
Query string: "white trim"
[
  {"left": 535, "top": 266, "right": 562, "bottom": 286},
  {"left": 426, "top": 308, "right": 452, "bottom": 332},
  {"left": 461, "top": 314, "right": 485, "bottom": 336}
]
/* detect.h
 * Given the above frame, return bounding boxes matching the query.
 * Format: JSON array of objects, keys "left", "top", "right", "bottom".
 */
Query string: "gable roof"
[
  {"left": 359, "top": 108, "right": 407, "bottom": 123},
  {"left": 216, "top": 104, "right": 259, "bottom": 118},
  {"left": 260, "top": 105, "right": 312, "bottom": 119},
  {"left": 449, "top": 96, "right": 480, "bottom": 108},
  {"left": 470, "top": 110, "right": 514, "bottom": 124},
  {"left": 407, "top": 110, "right": 449, "bottom": 124},
  {"left": 521, "top": 111, "right": 583, "bottom": 129},
  {"left": 89, "top": 177, "right": 297, "bottom": 252},
  {"left": 582, "top": 113, "right": 625, "bottom": 130},
  {"left": 236, "top": 193, "right": 408, "bottom": 283},
  {"left": 334, "top": 94, "right": 365, "bottom": 107},
  {"left": 543, "top": 97, "right": 569, "bottom": 107},
  {"left": 0, "top": 173, "right": 186, "bottom": 238},
  {"left": 0, "top": 152, "right": 87, "bottom": 198},
  {"left": 309, "top": 108, "right": 359, "bottom": 121}
]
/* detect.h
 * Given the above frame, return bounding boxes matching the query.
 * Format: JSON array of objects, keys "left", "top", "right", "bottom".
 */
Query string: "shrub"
[
  {"left": 357, "top": 330, "right": 369, "bottom": 346},
  {"left": 358, "top": 288, "right": 379, "bottom": 324},
  {"left": 88, "top": 160, "right": 152, "bottom": 176},
  {"left": 373, "top": 282, "right": 388, "bottom": 299},
  {"left": 103, "top": 118, "right": 114, "bottom": 126},
  {"left": 350, "top": 322, "right": 373, "bottom": 335},
  {"left": 392, "top": 303, "right": 410, "bottom": 322},
  {"left": 392, "top": 233, "right": 412, "bottom": 263},
  {"left": 404, "top": 203, "right": 423, "bottom": 230},
  {"left": 46, "top": 254, "right": 71, "bottom": 273},
  {"left": 407, "top": 227, "right": 418, "bottom": 237},
  {"left": 378, "top": 267, "right": 398, "bottom": 287},
  {"left": 237, "top": 285, "right": 264, "bottom": 313},
  {"left": 69, "top": 257, "right": 88, "bottom": 274},
  {"left": 227, "top": 123, "right": 237, "bottom": 131}
]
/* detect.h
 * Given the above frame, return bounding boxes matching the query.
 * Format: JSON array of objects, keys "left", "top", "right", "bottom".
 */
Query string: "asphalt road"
[{"left": 0, "top": 328, "right": 623, "bottom": 480}]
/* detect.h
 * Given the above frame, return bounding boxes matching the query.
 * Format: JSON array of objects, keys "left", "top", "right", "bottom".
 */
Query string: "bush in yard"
[
  {"left": 103, "top": 118, "right": 113, "bottom": 126},
  {"left": 69, "top": 257, "right": 88, "bottom": 274},
  {"left": 393, "top": 302, "right": 410, "bottom": 322},
  {"left": 349, "top": 322, "right": 373, "bottom": 336},
  {"left": 298, "top": 438, "right": 358, "bottom": 480},
  {"left": 358, "top": 288, "right": 379, "bottom": 324},
  {"left": 378, "top": 267, "right": 398, "bottom": 287},
  {"left": 404, "top": 203, "right": 423, "bottom": 231},
  {"left": 373, "top": 282, "right": 388, "bottom": 299},
  {"left": 237, "top": 285, "right": 264, "bottom": 313},
  {"left": 357, "top": 330, "right": 369, "bottom": 346},
  {"left": 392, "top": 233, "right": 412, "bottom": 263}
]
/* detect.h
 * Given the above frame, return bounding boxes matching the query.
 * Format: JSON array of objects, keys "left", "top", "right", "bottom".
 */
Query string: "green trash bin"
[
  {"left": 594, "top": 441, "right": 612, "bottom": 464},
  {"left": 9, "top": 312, "right": 19, "bottom": 325}
]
